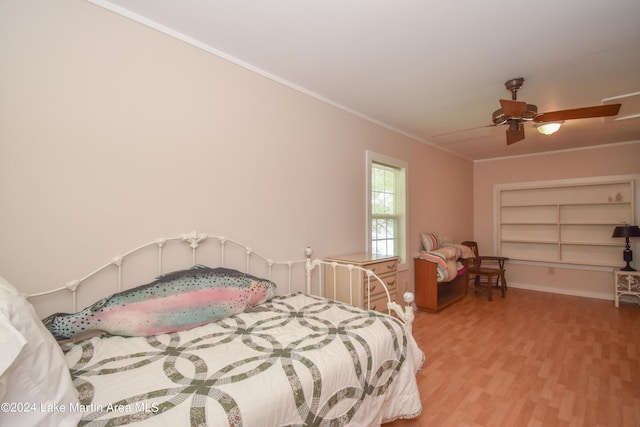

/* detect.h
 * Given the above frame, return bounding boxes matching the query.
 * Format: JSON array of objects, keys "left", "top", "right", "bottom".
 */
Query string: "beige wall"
[
  {"left": 8, "top": 0, "right": 635, "bottom": 312},
  {"left": 0, "top": 0, "right": 472, "bottom": 315},
  {"left": 473, "top": 142, "right": 640, "bottom": 299}
]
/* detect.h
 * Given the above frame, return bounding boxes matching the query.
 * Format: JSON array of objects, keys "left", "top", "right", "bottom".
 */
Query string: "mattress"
[{"left": 64, "top": 293, "right": 423, "bottom": 426}]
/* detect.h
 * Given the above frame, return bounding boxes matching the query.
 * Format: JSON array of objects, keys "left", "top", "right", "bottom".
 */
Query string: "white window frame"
[{"left": 366, "top": 150, "right": 408, "bottom": 265}]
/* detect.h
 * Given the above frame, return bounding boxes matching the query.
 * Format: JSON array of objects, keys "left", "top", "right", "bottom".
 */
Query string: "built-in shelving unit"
[{"left": 495, "top": 177, "right": 636, "bottom": 268}]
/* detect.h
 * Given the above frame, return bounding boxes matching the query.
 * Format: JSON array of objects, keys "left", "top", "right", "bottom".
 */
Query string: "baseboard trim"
[{"left": 507, "top": 282, "right": 613, "bottom": 301}]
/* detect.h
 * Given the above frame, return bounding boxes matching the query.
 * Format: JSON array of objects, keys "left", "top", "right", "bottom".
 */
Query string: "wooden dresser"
[{"left": 324, "top": 253, "right": 398, "bottom": 313}]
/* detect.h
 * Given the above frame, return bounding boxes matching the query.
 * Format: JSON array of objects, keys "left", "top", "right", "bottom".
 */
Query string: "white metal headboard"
[
  {"left": 27, "top": 231, "right": 305, "bottom": 312},
  {"left": 27, "top": 231, "right": 415, "bottom": 329}
]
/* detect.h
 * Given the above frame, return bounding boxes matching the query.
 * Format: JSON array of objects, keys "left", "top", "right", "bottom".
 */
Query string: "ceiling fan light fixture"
[
  {"left": 522, "top": 104, "right": 538, "bottom": 120},
  {"left": 535, "top": 121, "right": 564, "bottom": 136},
  {"left": 492, "top": 108, "right": 508, "bottom": 125}
]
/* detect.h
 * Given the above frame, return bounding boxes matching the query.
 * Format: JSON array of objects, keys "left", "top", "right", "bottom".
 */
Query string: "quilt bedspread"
[{"left": 64, "top": 293, "right": 424, "bottom": 426}]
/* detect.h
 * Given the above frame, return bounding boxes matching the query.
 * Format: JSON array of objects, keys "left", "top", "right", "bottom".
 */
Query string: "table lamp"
[{"left": 612, "top": 224, "right": 640, "bottom": 271}]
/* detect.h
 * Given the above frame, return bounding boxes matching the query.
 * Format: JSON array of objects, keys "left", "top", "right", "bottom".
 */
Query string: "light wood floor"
[{"left": 384, "top": 288, "right": 640, "bottom": 427}]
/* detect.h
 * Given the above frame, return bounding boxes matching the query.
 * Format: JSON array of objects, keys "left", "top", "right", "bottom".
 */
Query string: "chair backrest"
[{"left": 461, "top": 241, "right": 480, "bottom": 269}]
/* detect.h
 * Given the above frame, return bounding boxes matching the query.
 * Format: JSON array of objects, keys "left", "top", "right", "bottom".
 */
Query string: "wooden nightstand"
[
  {"left": 324, "top": 253, "right": 398, "bottom": 313},
  {"left": 614, "top": 270, "right": 640, "bottom": 307}
]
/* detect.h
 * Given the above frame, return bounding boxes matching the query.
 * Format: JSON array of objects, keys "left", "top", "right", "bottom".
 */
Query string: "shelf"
[
  {"left": 501, "top": 204, "right": 559, "bottom": 209},
  {"left": 560, "top": 241, "right": 622, "bottom": 247},
  {"left": 502, "top": 240, "right": 621, "bottom": 248},
  {"left": 501, "top": 239, "right": 558, "bottom": 244},
  {"left": 415, "top": 258, "right": 466, "bottom": 312},
  {"left": 561, "top": 222, "right": 626, "bottom": 226},
  {"left": 501, "top": 202, "right": 631, "bottom": 208},
  {"left": 505, "top": 257, "right": 618, "bottom": 268},
  {"left": 501, "top": 222, "right": 557, "bottom": 225},
  {"left": 563, "top": 202, "right": 631, "bottom": 206},
  {"left": 496, "top": 177, "right": 635, "bottom": 268}
]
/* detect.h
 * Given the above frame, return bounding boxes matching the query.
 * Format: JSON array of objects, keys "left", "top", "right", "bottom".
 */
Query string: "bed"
[{"left": 1, "top": 231, "right": 423, "bottom": 426}]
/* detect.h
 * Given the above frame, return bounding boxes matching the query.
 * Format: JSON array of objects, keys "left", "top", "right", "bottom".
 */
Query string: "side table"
[
  {"left": 614, "top": 270, "right": 640, "bottom": 307},
  {"left": 480, "top": 255, "right": 509, "bottom": 289},
  {"left": 324, "top": 253, "right": 398, "bottom": 313}
]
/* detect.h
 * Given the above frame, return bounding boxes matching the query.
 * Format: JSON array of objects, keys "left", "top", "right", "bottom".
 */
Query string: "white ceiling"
[{"left": 91, "top": 0, "right": 640, "bottom": 161}]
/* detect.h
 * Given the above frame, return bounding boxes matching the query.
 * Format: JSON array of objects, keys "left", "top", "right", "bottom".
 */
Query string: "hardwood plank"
[{"left": 385, "top": 289, "right": 640, "bottom": 426}]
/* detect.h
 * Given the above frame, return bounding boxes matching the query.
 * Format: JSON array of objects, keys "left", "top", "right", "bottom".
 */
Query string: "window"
[
  {"left": 367, "top": 151, "right": 407, "bottom": 263},
  {"left": 371, "top": 163, "right": 399, "bottom": 256}
]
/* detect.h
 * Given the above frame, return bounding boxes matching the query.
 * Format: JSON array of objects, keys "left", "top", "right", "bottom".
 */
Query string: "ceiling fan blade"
[
  {"left": 430, "top": 123, "right": 496, "bottom": 138},
  {"left": 506, "top": 122, "right": 525, "bottom": 145},
  {"left": 533, "top": 104, "right": 621, "bottom": 122},
  {"left": 500, "top": 99, "right": 526, "bottom": 117}
]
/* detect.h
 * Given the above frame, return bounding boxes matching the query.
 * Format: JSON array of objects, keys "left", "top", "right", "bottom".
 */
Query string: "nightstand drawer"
[
  {"left": 366, "top": 291, "right": 397, "bottom": 314},
  {"left": 363, "top": 273, "right": 397, "bottom": 298},
  {"left": 366, "top": 259, "right": 397, "bottom": 276}
]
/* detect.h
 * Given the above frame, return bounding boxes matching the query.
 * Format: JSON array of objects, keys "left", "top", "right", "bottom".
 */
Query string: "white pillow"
[{"left": 0, "top": 276, "right": 82, "bottom": 427}]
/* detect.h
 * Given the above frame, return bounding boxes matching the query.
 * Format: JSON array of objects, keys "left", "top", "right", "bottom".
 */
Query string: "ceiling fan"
[{"left": 492, "top": 77, "right": 621, "bottom": 145}]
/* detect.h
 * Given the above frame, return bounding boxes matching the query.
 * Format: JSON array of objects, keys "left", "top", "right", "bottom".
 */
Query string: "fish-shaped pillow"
[{"left": 43, "top": 265, "right": 276, "bottom": 340}]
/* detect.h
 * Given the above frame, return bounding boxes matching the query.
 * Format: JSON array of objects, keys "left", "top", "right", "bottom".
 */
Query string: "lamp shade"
[{"left": 612, "top": 225, "right": 640, "bottom": 238}]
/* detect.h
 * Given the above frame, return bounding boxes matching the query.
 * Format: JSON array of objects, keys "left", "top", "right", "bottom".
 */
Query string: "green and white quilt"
[{"left": 65, "top": 293, "right": 424, "bottom": 426}]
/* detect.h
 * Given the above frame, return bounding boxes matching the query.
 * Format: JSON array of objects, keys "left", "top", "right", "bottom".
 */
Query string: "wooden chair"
[{"left": 461, "top": 241, "right": 507, "bottom": 302}]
